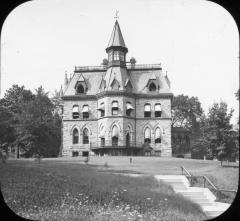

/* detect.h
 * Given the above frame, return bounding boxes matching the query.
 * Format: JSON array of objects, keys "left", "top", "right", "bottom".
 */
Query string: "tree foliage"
[
  {"left": 235, "top": 89, "right": 239, "bottom": 101},
  {"left": 0, "top": 106, "right": 15, "bottom": 150},
  {"left": 0, "top": 85, "right": 61, "bottom": 158},
  {"left": 172, "top": 94, "right": 203, "bottom": 130},
  {"left": 193, "top": 101, "right": 238, "bottom": 161}
]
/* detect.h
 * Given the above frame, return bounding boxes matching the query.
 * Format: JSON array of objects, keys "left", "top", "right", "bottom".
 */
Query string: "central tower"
[
  {"left": 106, "top": 20, "right": 128, "bottom": 68},
  {"left": 102, "top": 20, "right": 131, "bottom": 92}
]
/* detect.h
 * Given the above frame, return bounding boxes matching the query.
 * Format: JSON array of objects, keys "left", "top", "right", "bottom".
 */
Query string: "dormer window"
[
  {"left": 149, "top": 82, "right": 156, "bottom": 92},
  {"left": 77, "top": 84, "right": 84, "bottom": 94},
  {"left": 72, "top": 105, "right": 79, "bottom": 119},
  {"left": 75, "top": 75, "right": 87, "bottom": 94}
]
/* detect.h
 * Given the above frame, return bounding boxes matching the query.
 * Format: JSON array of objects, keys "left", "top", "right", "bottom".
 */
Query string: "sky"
[{"left": 1, "top": 0, "right": 239, "bottom": 124}]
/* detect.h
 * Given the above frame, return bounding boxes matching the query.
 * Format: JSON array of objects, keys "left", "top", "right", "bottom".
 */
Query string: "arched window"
[
  {"left": 126, "top": 102, "right": 134, "bottom": 116},
  {"left": 155, "top": 103, "right": 162, "bottom": 117},
  {"left": 73, "top": 128, "right": 79, "bottom": 144},
  {"left": 144, "top": 127, "right": 151, "bottom": 144},
  {"left": 126, "top": 133, "right": 130, "bottom": 147},
  {"left": 149, "top": 82, "right": 156, "bottom": 91},
  {"left": 112, "top": 101, "right": 119, "bottom": 115},
  {"left": 83, "top": 128, "right": 89, "bottom": 144},
  {"left": 112, "top": 126, "right": 119, "bottom": 146},
  {"left": 144, "top": 104, "right": 151, "bottom": 117},
  {"left": 77, "top": 84, "right": 84, "bottom": 94},
  {"left": 155, "top": 127, "right": 161, "bottom": 143},
  {"left": 72, "top": 105, "right": 79, "bottom": 119}
]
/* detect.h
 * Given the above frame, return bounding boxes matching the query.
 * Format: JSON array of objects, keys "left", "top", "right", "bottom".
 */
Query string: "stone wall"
[{"left": 62, "top": 95, "right": 172, "bottom": 157}]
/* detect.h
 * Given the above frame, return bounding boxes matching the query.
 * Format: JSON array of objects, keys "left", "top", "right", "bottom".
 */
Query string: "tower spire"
[{"left": 106, "top": 19, "right": 127, "bottom": 52}]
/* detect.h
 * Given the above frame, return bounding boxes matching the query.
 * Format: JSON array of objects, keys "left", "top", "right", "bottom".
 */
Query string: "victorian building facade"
[{"left": 61, "top": 20, "right": 173, "bottom": 157}]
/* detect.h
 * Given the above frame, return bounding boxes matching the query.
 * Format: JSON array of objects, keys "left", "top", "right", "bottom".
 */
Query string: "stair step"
[
  {"left": 205, "top": 210, "right": 225, "bottom": 218},
  {"left": 181, "top": 192, "right": 205, "bottom": 195},
  {"left": 154, "top": 174, "right": 228, "bottom": 218}
]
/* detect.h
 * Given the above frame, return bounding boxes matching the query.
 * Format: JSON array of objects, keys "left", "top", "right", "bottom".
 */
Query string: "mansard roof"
[{"left": 63, "top": 66, "right": 171, "bottom": 96}]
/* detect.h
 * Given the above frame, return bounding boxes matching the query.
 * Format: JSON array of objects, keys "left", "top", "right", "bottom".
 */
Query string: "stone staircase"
[{"left": 154, "top": 175, "right": 230, "bottom": 219}]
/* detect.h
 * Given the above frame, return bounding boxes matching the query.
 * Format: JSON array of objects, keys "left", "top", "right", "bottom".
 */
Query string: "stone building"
[{"left": 61, "top": 19, "right": 173, "bottom": 157}]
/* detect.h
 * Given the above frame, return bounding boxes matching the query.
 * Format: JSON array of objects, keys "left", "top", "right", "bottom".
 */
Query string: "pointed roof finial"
[{"left": 114, "top": 10, "right": 119, "bottom": 20}]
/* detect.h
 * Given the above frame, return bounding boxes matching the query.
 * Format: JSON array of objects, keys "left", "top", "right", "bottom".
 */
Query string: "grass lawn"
[
  {"left": 83, "top": 156, "right": 239, "bottom": 203},
  {"left": 0, "top": 159, "right": 207, "bottom": 221},
  {"left": 54, "top": 156, "right": 238, "bottom": 203}
]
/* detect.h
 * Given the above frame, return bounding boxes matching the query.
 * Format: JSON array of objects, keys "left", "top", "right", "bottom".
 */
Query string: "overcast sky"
[{"left": 1, "top": 0, "right": 239, "bottom": 124}]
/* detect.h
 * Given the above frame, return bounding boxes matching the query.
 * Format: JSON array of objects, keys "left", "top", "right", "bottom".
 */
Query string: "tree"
[
  {"left": 204, "top": 101, "right": 237, "bottom": 160},
  {"left": 172, "top": 95, "right": 203, "bottom": 129},
  {"left": 15, "top": 86, "right": 61, "bottom": 157},
  {"left": 0, "top": 106, "right": 15, "bottom": 150},
  {"left": 172, "top": 95, "right": 204, "bottom": 156},
  {"left": 0, "top": 85, "right": 34, "bottom": 156},
  {"left": 235, "top": 89, "right": 239, "bottom": 101},
  {"left": 0, "top": 84, "right": 34, "bottom": 114},
  {"left": 0, "top": 85, "right": 61, "bottom": 158}
]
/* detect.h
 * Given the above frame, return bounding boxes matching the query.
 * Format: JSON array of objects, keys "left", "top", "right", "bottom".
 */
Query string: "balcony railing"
[
  {"left": 75, "top": 66, "right": 107, "bottom": 72},
  {"left": 74, "top": 63, "right": 162, "bottom": 72},
  {"left": 126, "top": 63, "right": 161, "bottom": 70}
]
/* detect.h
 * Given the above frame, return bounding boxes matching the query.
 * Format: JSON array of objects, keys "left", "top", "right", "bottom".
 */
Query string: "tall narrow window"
[
  {"left": 113, "top": 51, "right": 120, "bottom": 60},
  {"left": 126, "top": 133, "right": 130, "bottom": 147},
  {"left": 73, "top": 128, "right": 79, "bottom": 144},
  {"left": 144, "top": 104, "right": 151, "bottom": 117},
  {"left": 119, "top": 51, "right": 125, "bottom": 61},
  {"left": 112, "top": 101, "right": 119, "bottom": 115},
  {"left": 155, "top": 104, "right": 162, "bottom": 117},
  {"left": 112, "top": 126, "right": 119, "bottom": 146},
  {"left": 77, "top": 84, "right": 84, "bottom": 94},
  {"left": 108, "top": 51, "right": 113, "bottom": 62},
  {"left": 72, "top": 105, "right": 79, "bottom": 119},
  {"left": 149, "top": 82, "right": 156, "bottom": 92},
  {"left": 144, "top": 127, "right": 151, "bottom": 144},
  {"left": 82, "top": 105, "right": 89, "bottom": 119},
  {"left": 155, "top": 127, "right": 161, "bottom": 143},
  {"left": 83, "top": 128, "right": 89, "bottom": 144},
  {"left": 101, "top": 138, "right": 105, "bottom": 147},
  {"left": 126, "top": 102, "right": 134, "bottom": 117},
  {"left": 98, "top": 103, "right": 105, "bottom": 117}
]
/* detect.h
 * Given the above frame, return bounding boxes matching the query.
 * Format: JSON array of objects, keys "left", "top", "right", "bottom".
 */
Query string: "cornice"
[{"left": 62, "top": 92, "right": 173, "bottom": 101}]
